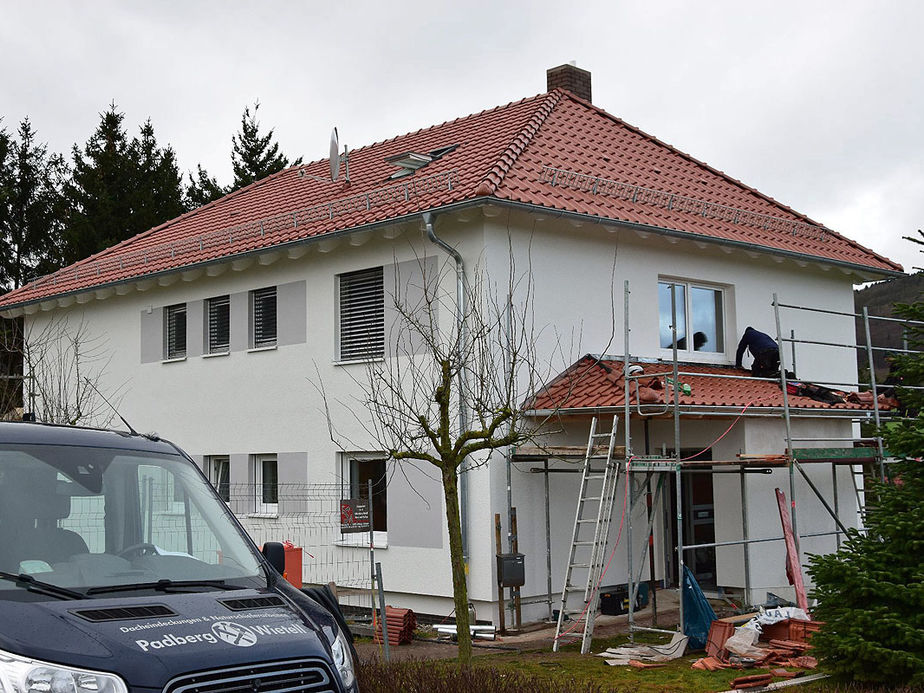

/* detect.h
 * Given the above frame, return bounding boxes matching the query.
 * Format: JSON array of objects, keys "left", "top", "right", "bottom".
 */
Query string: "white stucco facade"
[{"left": 14, "top": 206, "right": 870, "bottom": 622}]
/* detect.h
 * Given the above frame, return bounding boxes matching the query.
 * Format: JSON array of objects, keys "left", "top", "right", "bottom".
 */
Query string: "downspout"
[{"left": 423, "top": 211, "right": 470, "bottom": 559}]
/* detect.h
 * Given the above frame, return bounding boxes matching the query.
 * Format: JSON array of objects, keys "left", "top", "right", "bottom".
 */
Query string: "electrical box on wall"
[{"left": 496, "top": 552, "right": 525, "bottom": 587}]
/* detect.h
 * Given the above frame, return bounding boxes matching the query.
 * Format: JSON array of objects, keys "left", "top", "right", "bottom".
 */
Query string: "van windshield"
[{"left": 0, "top": 443, "right": 264, "bottom": 595}]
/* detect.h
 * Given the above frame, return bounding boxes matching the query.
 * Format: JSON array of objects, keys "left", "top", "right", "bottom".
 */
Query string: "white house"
[{"left": 0, "top": 65, "right": 903, "bottom": 626}]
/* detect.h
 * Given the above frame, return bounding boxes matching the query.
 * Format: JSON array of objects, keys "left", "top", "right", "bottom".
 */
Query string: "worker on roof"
[{"left": 735, "top": 326, "right": 780, "bottom": 377}]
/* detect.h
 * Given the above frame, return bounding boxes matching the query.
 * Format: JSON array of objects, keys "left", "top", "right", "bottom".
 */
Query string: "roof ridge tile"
[{"left": 474, "top": 91, "right": 562, "bottom": 197}]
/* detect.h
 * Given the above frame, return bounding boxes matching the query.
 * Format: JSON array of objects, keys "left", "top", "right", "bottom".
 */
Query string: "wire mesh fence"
[
  {"left": 228, "top": 483, "right": 373, "bottom": 595},
  {"left": 59, "top": 481, "right": 374, "bottom": 604}
]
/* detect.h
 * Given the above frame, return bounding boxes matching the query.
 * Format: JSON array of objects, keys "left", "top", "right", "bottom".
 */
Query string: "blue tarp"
[{"left": 682, "top": 566, "right": 717, "bottom": 650}]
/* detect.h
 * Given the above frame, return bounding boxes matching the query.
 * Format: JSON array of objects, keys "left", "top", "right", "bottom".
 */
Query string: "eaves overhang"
[
  {"left": 523, "top": 404, "right": 890, "bottom": 420},
  {"left": 0, "top": 195, "right": 903, "bottom": 318}
]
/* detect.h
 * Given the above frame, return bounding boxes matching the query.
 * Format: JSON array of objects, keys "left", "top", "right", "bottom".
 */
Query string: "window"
[
  {"left": 338, "top": 267, "right": 384, "bottom": 361},
  {"left": 206, "top": 455, "right": 230, "bottom": 503},
  {"left": 252, "top": 455, "right": 278, "bottom": 515},
  {"left": 207, "top": 295, "right": 230, "bottom": 354},
  {"left": 346, "top": 456, "right": 387, "bottom": 532},
  {"left": 138, "top": 464, "right": 185, "bottom": 516},
  {"left": 658, "top": 280, "right": 724, "bottom": 353},
  {"left": 165, "top": 304, "right": 187, "bottom": 359},
  {"left": 251, "top": 287, "right": 277, "bottom": 348}
]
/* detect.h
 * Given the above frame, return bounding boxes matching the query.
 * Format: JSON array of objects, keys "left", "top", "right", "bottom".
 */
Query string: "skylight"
[{"left": 386, "top": 145, "right": 458, "bottom": 179}]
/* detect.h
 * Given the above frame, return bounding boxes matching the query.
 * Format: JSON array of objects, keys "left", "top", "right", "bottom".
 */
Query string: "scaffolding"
[{"left": 537, "top": 280, "right": 923, "bottom": 650}]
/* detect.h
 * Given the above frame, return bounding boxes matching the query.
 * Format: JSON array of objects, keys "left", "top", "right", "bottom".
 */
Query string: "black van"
[{"left": 0, "top": 421, "right": 357, "bottom": 692}]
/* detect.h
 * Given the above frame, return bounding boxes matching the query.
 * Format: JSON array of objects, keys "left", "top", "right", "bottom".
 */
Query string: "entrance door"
[{"left": 666, "top": 450, "right": 717, "bottom": 590}]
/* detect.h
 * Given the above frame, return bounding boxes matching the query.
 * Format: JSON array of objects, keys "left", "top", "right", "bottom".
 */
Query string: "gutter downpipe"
[{"left": 423, "top": 211, "right": 470, "bottom": 559}]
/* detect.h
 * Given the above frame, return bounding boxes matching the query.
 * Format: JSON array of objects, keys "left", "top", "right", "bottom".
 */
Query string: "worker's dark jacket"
[{"left": 735, "top": 327, "right": 779, "bottom": 369}]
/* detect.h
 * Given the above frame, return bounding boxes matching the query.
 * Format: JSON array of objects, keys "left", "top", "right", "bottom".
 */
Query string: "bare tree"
[
  {"left": 315, "top": 239, "right": 601, "bottom": 665},
  {"left": 1, "top": 312, "right": 118, "bottom": 426}
]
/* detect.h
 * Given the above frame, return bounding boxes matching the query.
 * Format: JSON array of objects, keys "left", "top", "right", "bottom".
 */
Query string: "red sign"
[{"left": 340, "top": 499, "right": 371, "bottom": 533}]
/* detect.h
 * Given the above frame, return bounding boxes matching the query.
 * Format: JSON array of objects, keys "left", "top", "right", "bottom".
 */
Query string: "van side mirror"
[{"left": 261, "top": 542, "right": 286, "bottom": 575}]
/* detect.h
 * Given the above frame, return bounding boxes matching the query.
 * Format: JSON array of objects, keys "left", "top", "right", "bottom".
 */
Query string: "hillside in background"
[{"left": 854, "top": 272, "right": 924, "bottom": 380}]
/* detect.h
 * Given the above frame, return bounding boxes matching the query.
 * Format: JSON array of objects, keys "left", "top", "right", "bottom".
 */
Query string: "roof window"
[{"left": 386, "top": 145, "right": 458, "bottom": 179}]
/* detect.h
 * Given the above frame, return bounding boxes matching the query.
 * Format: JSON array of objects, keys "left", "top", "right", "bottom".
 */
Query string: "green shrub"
[{"left": 807, "top": 300, "right": 924, "bottom": 686}]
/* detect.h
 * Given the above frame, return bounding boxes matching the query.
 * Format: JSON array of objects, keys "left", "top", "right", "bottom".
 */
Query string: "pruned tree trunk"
[{"left": 441, "top": 466, "right": 472, "bottom": 665}]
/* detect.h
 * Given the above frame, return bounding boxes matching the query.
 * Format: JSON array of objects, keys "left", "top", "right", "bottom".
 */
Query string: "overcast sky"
[{"left": 2, "top": 1, "right": 921, "bottom": 273}]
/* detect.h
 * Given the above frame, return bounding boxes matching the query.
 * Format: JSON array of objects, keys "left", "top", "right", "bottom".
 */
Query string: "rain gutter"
[
  {"left": 1, "top": 196, "right": 902, "bottom": 319},
  {"left": 422, "top": 211, "right": 470, "bottom": 560}
]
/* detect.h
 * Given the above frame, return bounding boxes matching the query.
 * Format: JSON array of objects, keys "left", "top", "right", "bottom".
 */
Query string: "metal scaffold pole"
[
  {"left": 862, "top": 307, "right": 885, "bottom": 481},
  {"left": 671, "top": 284, "right": 684, "bottom": 634},
  {"left": 624, "top": 280, "right": 635, "bottom": 638},
  {"left": 773, "top": 293, "right": 800, "bottom": 557}
]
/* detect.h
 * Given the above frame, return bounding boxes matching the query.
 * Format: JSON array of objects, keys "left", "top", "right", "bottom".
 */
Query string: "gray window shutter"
[
  {"left": 339, "top": 267, "right": 384, "bottom": 360},
  {"left": 252, "top": 287, "right": 277, "bottom": 348},
  {"left": 208, "top": 296, "right": 230, "bottom": 353}
]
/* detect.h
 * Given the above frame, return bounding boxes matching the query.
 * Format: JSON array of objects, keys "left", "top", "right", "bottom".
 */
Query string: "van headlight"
[
  {"left": 329, "top": 628, "right": 356, "bottom": 690},
  {"left": 0, "top": 648, "right": 127, "bottom": 693}
]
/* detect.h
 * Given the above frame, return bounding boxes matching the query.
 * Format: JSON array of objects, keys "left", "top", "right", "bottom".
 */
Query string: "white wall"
[{"left": 19, "top": 206, "right": 865, "bottom": 621}]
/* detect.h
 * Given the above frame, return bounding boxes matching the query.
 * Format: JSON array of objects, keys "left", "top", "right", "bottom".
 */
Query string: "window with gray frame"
[
  {"left": 252, "top": 454, "right": 278, "bottom": 514},
  {"left": 165, "top": 304, "right": 187, "bottom": 359},
  {"left": 338, "top": 266, "right": 385, "bottom": 361},
  {"left": 206, "top": 455, "right": 230, "bottom": 503},
  {"left": 207, "top": 295, "right": 231, "bottom": 354},
  {"left": 251, "top": 286, "right": 277, "bottom": 348},
  {"left": 658, "top": 280, "right": 725, "bottom": 353}
]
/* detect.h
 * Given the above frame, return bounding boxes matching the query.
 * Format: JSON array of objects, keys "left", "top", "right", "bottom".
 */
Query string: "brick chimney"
[{"left": 547, "top": 63, "right": 592, "bottom": 103}]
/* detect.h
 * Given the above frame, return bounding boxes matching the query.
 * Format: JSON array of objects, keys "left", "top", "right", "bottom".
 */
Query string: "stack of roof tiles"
[
  {"left": 0, "top": 87, "right": 900, "bottom": 312},
  {"left": 373, "top": 606, "right": 416, "bottom": 646}
]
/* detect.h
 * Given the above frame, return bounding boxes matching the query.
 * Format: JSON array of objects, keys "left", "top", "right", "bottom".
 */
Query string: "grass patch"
[{"left": 357, "top": 630, "right": 922, "bottom": 692}]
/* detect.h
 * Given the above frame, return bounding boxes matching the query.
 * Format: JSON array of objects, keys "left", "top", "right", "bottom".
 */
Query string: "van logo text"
[{"left": 211, "top": 621, "right": 257, "bottom": 647}]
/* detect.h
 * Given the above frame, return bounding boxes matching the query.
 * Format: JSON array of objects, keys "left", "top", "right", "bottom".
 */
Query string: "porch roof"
[{"left": 526, "top": 354, "right": 892, "bottom": 416}]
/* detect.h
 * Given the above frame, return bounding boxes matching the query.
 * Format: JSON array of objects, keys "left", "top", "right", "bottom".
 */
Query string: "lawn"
[{"left": 356, "top": 632, "right": 916, "bottom": 692}]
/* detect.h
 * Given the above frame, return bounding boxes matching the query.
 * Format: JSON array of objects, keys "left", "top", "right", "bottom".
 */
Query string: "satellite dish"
[{"left": 330, "top": 127, "right": 340, "bottom": 182}]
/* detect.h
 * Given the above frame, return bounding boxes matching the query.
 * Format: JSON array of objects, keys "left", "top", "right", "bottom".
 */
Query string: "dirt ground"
[{"left": 355, "top": 590, "right": 684, "bottom": 662}]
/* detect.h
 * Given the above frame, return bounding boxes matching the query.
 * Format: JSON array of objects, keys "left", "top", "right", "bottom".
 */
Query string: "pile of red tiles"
[
  {"left": 373, "top": 606, "right": 416, "bottom": 646},
  {"left": 692, "top": 618, "right": 822, "bottom": 684}
]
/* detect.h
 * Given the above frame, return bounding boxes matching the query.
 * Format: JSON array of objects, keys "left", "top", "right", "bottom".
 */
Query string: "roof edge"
[
  {"left": 0, "top": 196, "right": 903, "bottom": 315},
  {"left": 554, "top": 91, "right": 903, "bottom": 273},
  {"left": 483, "top": 198, "right": 904, "bottom": 279},
  {"left": 474, "top": 91, "right": 563, "bottom": 197},
  {"left": 11, "top": 166, "right": 299, "bottom": 301}
]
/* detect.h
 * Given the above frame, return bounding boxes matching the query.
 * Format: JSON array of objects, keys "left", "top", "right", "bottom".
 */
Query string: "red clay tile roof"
[
  {"left": 528, "top": 354, "right": 890, "bottom": 414},
  {"left": 0, "top": 91, "right": 901, "bottom": 309}
]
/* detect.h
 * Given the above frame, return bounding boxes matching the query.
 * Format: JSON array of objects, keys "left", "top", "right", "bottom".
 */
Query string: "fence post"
[
  {"left": 368, "top": 479, "right": 375, "bottom": 619},
  {"left": 375, "top": 562, "right": 391, "bottom": 661}
]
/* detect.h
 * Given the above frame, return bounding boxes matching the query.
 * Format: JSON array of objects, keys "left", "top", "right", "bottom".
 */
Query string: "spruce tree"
[
  {"left": 65, "top": 105, "right": 185, "bottom": 264},
  {"left": 0, "top": 118, "right": 68, "bottom": 290},
  {"left": 185, "top": 164, "right": 225, "bottom": 208},
  {"left": 807, "top": 290, "right": 924, "bottom": 686},
  {"left": 64, "top": 104, "right": 136, "bottom": 263},
  {"left": 131, "top": 119, "right": 186, "bottom": 232},
  {"left": 0, "top": 122, "right": 11, "bottom": 281},
  {"left": 229, "top": 102, "right": 300, "bottom": 191}
]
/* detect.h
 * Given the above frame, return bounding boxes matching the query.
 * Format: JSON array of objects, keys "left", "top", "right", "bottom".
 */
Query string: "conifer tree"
[
  {"left": 808, "top": 287, "right": 924, "bottom": 686},
  {"left": 0, "top": 118, "right": 68, "bottom": 290},
  {"left": 65, "top": 105, "right": 185, "bottom": 264},
  {"left": 185, "top": 164, "right": 225, "bottom": 208},
  {"left": 64, "top": 105, "right": 135, "bottom": 263},
  {"left": 131, "top": 119, "right": 186, "bottom": 233},
  {"left": 229, "top": 102, "right": 300, "bottom": 191}
]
